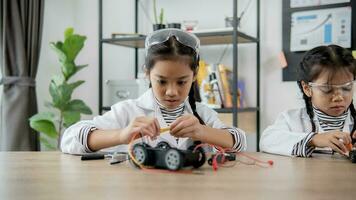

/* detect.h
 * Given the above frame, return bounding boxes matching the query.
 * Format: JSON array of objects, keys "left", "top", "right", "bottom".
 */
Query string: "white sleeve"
[
  {"left": 291, "top": 132, "right": 316, "bottom": 157},
  {"left": 60, "top": 120, "right": 97, "bottom": 154},
  {"left": 260, "top": 111, "right": 311, "bottom": 156},
  {"left": 227, "top": 127, "right": 246, "bottom": 152},
  {"left": 197, "top": 103, "right": 247, "bottom": 152},
  {"left": 60, "top": 103, "right": 130, "bottom": 155}
]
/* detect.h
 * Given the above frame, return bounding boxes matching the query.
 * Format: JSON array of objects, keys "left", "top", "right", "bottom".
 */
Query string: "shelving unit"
[{"left": 98, "top": 0, "right": 261, "bottom": 150}]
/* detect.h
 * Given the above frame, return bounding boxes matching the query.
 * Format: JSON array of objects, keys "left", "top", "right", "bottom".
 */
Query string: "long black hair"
[
  {"left": 297, "top": 45, "right": 356, "bottom": 133},
  {"left": 145, "top": 36, "right": 205, "bottom": 125}
]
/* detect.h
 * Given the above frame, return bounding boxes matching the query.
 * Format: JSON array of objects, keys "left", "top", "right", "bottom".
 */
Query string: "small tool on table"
[{"left": 81, "top": 152, "right": 128, "bottom": 165}]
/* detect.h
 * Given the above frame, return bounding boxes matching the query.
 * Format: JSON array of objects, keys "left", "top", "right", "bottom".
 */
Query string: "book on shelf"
[
  {"left": 217, "top": 64, "right": 233, "bottom": 108},
  {"left": 197, "top": 61, "right": 246, "bottom": 109},
  {"left": 225, "top": 68, "right": 246, "bottom": 108},
  {"left": 197, "top": 61, "right": 222, "bottom": 109},
  {"left": 237, "top": 80, "right": 246, "bottom": 108}
]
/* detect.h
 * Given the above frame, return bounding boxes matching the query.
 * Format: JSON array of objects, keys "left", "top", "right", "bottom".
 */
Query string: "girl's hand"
[
  {"left": 310, "top": 131, "right": 352, "bottom": 155},
  {"left": 170, "top": 114, "right": 204, "bottom": 140},
  {"left": 120, "top": 116, "right": 160, "bottom": 144}
]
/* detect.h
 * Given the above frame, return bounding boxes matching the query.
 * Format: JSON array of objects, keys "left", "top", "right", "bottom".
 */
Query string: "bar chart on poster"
[
  {"left": 290, "top": 7, "right": 351, "bottom": 52},
  {"left": 282, "top": 0, "right": 355, "bottom": 81}
]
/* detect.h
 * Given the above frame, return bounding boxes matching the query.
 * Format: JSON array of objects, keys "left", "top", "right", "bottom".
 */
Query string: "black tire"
[
  {"left": 132, "top": 144, "right": 149, "bottom": 166},
  {"left": 207, "top": 158, "right": 213, "bottom": 166},
  {"left": 156, "top": 141, "right": 171, "bottom": 149},
  {"left": 193, "top": 146, "right": 206, "bottom": 168},
  {"left": 164, "top": 149, "right": 183, "bottom": 171}
]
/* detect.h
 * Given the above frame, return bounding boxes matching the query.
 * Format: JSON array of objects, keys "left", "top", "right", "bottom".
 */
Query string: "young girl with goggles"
[
  {"left": 61, "top": 28, "right": 247, "bottom": 154},
  {"left": 261, "top": 45, "right": 356, "bottom": 157}
]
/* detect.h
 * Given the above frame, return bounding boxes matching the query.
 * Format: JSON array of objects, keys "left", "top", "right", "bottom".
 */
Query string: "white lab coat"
[
  {"left": 260, "top": 107, "right": 353, "bottom": 156},
  {"left": 61, "top": 89, "right": 247, "bottom": 154}
]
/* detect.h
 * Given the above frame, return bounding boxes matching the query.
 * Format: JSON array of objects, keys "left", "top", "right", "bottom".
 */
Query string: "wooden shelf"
[{"left": 101, "top": 29, "right": 258, "bottom": 48}]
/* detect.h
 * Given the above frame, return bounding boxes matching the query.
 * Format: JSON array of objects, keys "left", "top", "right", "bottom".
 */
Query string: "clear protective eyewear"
[
  {"left": 308, "top": 80, "right": 356, "bottom": 96},
  {"left": 145, "top": 28, "right": 200, "bottom": 57}
]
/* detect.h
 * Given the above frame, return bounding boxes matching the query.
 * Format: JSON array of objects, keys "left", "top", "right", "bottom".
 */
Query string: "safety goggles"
[
  {"left": 145, "top": 28, "right": 200, "bottom": 57},
  {"left": 308, "top": 80, "right": 355, "bottom": 96}
]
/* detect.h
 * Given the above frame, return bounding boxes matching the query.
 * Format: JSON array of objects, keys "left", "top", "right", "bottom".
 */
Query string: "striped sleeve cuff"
[
  {"left": 292, "top": 132, "right": 317, "bottom": 157},
  {"left": 227, "top": 128, "right": 245, "bottom": 152},
  {"left": 77, "top": 125, "right": 97, "bottom": 153}
]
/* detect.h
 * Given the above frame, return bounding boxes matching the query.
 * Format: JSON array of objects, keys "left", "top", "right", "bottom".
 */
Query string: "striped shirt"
[
  {"left": 314, "top": 106, "right": 348, "bottom": 131},
  {"left": 292, "top": 106, "right": 349, "bottom": 157},
  {"left": 78, "top": 125, "right": 96, "bottom": 152},
  {"left": 155, "top": 97, "right": 185, "bottom": 125},
  {"left": 77, "top": 99, "right": 245, "bottom": 153},
  {"left": 155, "top": 98, "right": 243, "bottom": 151}
]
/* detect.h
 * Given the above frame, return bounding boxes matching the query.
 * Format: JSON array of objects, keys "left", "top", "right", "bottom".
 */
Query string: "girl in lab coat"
[
  {"left": 61, "top": 29, "right": 246, "bottom": 154},
  {"left": 260, "top": 45, "right": 356, "bottom": 157}
]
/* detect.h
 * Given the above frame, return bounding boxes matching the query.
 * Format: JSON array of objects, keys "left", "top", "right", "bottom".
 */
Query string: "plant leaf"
[
  {"left": 64, "top": 27, "right": 74, "bottom": 40},
  {"left": 49, "top": 81, "right": 72, "bottom": 110},
  {"left": 29, "top": 112, "right": 58, "bottom": 139},
  {"left": 62, "top": 34, "right": 86, "bottom": 62},
  {"left": 65, "top": 99, "right": 92, "bottom": 115},
  {"left": 76, "top": 64, "right": 88, "bottom": 73},
  {"left": 67, "top": 80, "right": 84, "bottom": 91},
  {"left": 62, "top": 61, "right": 76, "bottom": 80},
  {"left": 40, "top": 136, "right": 56, "bottom": 150},
  {"left": 30, "top": 112, "right": 55, "bottom": 122},
  {"left": 63, "top": 111, "right": 80, "bottom": 128},
  {"left": 51, "top": 74, "right": 65, "bottom": 85},
  {"left": 50, "top": 42, "right": 67, "bottom": 64}
]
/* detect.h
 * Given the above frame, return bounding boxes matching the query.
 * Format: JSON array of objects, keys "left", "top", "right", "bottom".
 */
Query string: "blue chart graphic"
[
  {"left": 290, "top": 7, "right": 351, "bottom": 52},
  {"left": 324, "top": 24, "right": 332, "bottom": 43}
]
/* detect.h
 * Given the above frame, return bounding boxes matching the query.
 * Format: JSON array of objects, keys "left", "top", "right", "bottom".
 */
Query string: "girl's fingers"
[
  {"left": 174, "top": 117, "right": 197, "bottom": 132},
  {"left": 334, "top": 132, "right": 352, "bottom": 144},
  {"left": 330, "top": 137, "right": 347, "bottom": 154},
  {"left": 352, "top": 131, "right": 356, "bottom": 139},
  {"left": 329, "top": 143, "right": 344, "bottom": 155},
  {"left": 171, "top": 115, "right": 194, "bottom": 127},
  {"left": 170, "top": 121, "right": 186, "bottom": 135},
  {"left": 344, "top": 134, "right": 352, "bottom": 145},
  {"left": 154, "top": 119, "right": 161, "bottom": 135},
  {"left": 170, "top": 116, "right": 187, "bottom": 129},
  {"left": 140, "top": 128, "right": 155, "bottom": 138},
  {"left": 173, "top": 126, "right": 195, "bottom": 138}
]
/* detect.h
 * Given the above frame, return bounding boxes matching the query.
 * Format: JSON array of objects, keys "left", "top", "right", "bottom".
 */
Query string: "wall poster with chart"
[
  {"left": 282, "top": 0, "right": 355, "bottom": 81},
  {"left": 290, "top": 7, "right": 351, "bottom": 52}
]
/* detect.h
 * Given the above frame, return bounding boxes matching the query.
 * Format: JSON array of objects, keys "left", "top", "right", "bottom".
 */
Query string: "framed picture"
[{"left": 282, "top": 0, "right": 355, "bottom": 81}]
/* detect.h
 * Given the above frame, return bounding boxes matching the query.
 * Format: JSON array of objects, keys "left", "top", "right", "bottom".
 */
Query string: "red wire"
[
  {"left": 129, "top": 136, "right": 273, "bottom": 173},
  {"left": 236, "top": 152, "right": 274, "bottom": 167}
]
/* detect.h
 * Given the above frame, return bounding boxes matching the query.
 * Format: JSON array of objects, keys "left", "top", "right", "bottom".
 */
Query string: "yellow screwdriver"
[{"left": 160, "top": 127, "right": 170, "bottom": 133}]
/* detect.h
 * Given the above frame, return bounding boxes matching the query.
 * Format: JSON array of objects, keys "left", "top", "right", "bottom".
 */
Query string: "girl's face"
[
  {"left": 148, "top": 59, "right": 195, "bottom": 109},
  {"left": 302, "top": 68, "right": 354, "bottom": 116}
]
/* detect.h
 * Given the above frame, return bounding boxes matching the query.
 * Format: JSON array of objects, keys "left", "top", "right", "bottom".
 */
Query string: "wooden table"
[{"left": 0, "top": 152, "right": 355, "bottom": 200}]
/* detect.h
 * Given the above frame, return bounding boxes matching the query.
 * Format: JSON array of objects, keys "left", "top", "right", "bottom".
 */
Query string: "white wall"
[
  {"left": 38, "top": 0, "right": 305, "bottom": 147},
  {"left": 259, "top": 0, "right": 304, "bottom": 129},
  {"left": 38, "top": 0, "right": 99, "bottom": 117}
]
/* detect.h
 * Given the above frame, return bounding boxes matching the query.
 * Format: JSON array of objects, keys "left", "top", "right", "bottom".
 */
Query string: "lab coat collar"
[
  {"left": 300, "top": 107, "right": 354, "bottom": 133},
  {"left": 135, "top": 89, "right": 194, "bottom": 149},
  {"left": 136, "top": 88, "right": 193, "bottom": 113}
]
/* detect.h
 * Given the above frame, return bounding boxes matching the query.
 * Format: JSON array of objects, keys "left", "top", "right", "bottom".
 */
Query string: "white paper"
[
  {"left": 290, "top": 0, "right": 350, "bottom": 8},
  {"left": 290, "top": 7, "right": 351, "bottom": 52}
]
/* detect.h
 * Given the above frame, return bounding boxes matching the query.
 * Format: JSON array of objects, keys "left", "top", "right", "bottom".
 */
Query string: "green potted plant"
[
  {"left": 153, "top": 0, "right": 165, "bottom": 30},
  {"left": 29, "top": 27, "right": 92, "bottom": 150}
]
